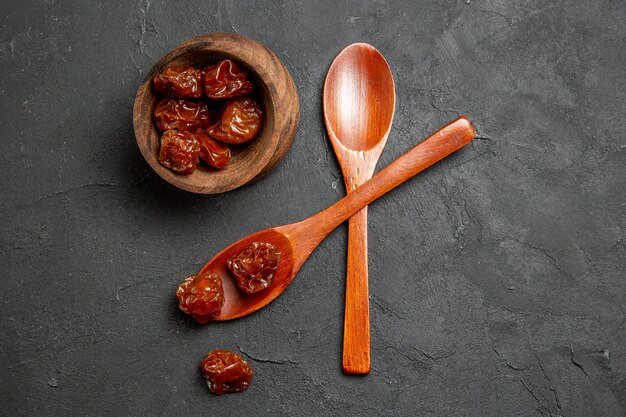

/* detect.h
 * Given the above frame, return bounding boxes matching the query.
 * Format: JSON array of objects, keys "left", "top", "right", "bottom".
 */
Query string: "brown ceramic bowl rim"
[{"left": 133, "top": 32, "right": 299, "bottom": 194}]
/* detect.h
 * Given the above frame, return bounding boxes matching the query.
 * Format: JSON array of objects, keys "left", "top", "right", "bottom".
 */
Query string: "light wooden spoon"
[
  {"left": 200, "top": 117, "right": 474, "bottom": 323},
  {"left": 323, "top": 43, "right": 395, "bottom": 374}
]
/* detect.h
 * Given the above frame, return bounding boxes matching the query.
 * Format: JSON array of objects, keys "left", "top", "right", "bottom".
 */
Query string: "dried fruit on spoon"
[
  {"left": 227, "top": 242, "right": 281, "bottom": 293},
  {"left": 175, "top": 241, "right": 281, "bottom": 322},
  {"left": 176, "top": 271, "right": 225, "bottom": 323}
]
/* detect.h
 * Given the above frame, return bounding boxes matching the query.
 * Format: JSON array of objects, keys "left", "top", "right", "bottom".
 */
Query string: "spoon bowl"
[
  {"left": 199, "top": 228, "right": 296, "bottom": 320},
  {"left": 324, "top": 43, "right": 395, "bottom": 152}
]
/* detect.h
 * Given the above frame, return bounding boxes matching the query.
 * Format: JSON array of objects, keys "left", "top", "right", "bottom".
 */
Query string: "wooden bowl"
[{"left": 133, "top": 33, "right": 300, "bottom": 194}]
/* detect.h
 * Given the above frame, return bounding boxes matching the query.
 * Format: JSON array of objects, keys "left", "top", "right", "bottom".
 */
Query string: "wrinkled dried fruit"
[
  {"left": 159, "top": 130, "right": 200, "bottom": 175},
  {"left": 154, "top": 98, "right": 210, "bottom": 132},
  {"left": 227, "top": 242, "right": 281, "bottom": 293},
  {"left": 153, "top": 66, "right": 204, "bottom": 98},
  {"left": 204, "top": 60, "right": 254, "bottom": 100},
  {"left": 194, "top": 130, "right": 232, "bottom": 169},
  {"left": 201, "top": 350, "right": 253, "bottom": 395},
  {"left": 208, "top": 97, "right": 263, "bottom": 144},
  {"left": 176, "top": 271, "right": 225, "bottom": 323}
]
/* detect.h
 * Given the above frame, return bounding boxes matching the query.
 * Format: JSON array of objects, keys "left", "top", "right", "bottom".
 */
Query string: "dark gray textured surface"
[{"left": 1, "top": 0, "right": 625, "bottom": 415}]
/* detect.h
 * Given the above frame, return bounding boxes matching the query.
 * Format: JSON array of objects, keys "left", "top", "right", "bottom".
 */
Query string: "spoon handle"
[
  {"left": 343, "top": 206, "right": 371, "bottom": 374},
  {"left": 309, "top": 116, "right": 475, "bottom": 235}
]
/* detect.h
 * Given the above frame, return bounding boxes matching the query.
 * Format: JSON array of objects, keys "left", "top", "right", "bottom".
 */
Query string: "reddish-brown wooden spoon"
[
  {"left": 204, "top": 117, "right": 475, "bottom": 322},
  {"left": 323, "top": 43, "right": 395, "bottom": 374}
]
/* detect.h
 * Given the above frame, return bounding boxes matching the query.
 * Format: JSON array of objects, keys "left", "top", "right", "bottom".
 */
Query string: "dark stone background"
[{"left": 1, "top": 0, "right": 624, "bottom": 416}]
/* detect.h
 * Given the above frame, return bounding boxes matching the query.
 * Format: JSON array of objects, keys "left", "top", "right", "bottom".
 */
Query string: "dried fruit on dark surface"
[
  {"left": 153, "top": 98, "right": 210, "bottom": 132},
  {"left": 176, "top": 271, "right": 225, "bottom": 323},
  {"left": 158, "top": 130, "right": 200, "bottom": 175},
  {"left": 227, "top": 242, "right": 281, "bottom": 293},
  {"left": 195, "top": 130, "right": 232, "bottom": 169},
  {"left": 204, "top": 60, "right": 254, "bottom": 100},
  {"left": 153, "top": 66, "right": 204, "bottom": 99},
  {"left": 201, "top": 350, "right": 253, "bottom": 395},
  {"left": 208, "top": 97, "right": 263, "bottom": 144}
]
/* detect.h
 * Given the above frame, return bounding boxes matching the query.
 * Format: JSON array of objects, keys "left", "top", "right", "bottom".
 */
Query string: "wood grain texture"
[
  {"left": 209, "top": 117, "right": 475, "bottom": 321},
  {"left": 343, "top": 207, "right": 371, "bottom": 373},
  {"left": 133, "top": 32, "right": 300, "bottom": 194},
  {"left": 323, "top": 43, "right": 396, "bottom": 374}
]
